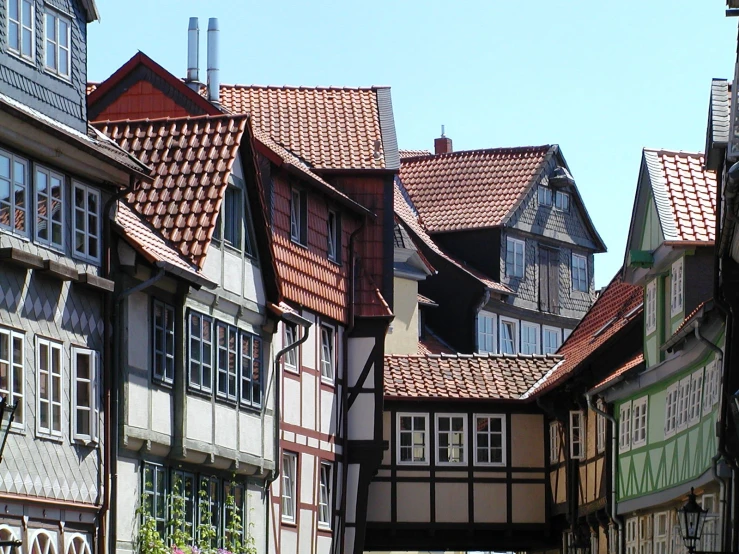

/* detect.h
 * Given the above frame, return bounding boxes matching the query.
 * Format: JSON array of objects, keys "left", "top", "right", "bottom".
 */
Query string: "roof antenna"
[{"left": 441, "top": 124, "right": 445, "bottom": 138}]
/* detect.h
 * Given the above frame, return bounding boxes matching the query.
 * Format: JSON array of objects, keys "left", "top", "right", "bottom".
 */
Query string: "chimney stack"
[
  {"left": 434, "top": 125, "right": 452, "bottom": 155},
  {"left": 207, "top": 18, "right": 220, "bottom": 103},
  {"left": 185, "top": 17, "right": 200, "bottom": 91}
]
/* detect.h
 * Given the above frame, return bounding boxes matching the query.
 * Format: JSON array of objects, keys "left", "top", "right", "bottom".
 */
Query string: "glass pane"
[
  {"left": 438, "top": 417, "right": 449, "bottom": 432},
  {"left": 452, "top": 417, "right": 464, "bottom": 431},
  {"left": 22, "top": 1, "right": 31, "bottom": 24},
  {"left": 22, "top": 28, "right": 32, "bottom": 56},
  {"left": 59, "top": 48, "right": 69, "bottom": 75},
  {"left": 77, "top": 353, "right": 90, "bottom": 379},
  {"left": 477, "top": 433, "right": 488, "bottom": 448},
  {"left": 76, "top": 381, "right": 90, "bottom": 407},
  {"left": 400, "top": 433, "right": 411, "bottom": 447},
  {"left": 77, "top": 409, "right": 90, "bottom": 435},
  {"left": 75, "top": 186, "right": 84, "bottom": 208},
  {"left": 413, "top": 416, "right": 425, "bottom": 430},
  {"left": 399, "top": 417, "right": 410, "bottom": 431},
  {"left": 9, "top": 0, "right": 18, "bottom": 20},
  {"left": 59, "top": 20, "right": 68, "bottom": 47}
]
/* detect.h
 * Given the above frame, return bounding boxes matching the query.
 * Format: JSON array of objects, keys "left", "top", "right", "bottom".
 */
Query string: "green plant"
[{"left": 136, "top": 491, "right": 168, "bottom": 554}]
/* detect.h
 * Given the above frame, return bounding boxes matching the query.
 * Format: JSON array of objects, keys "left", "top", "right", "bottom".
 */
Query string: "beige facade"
[{"left": 386, "top": 277, "right": 420, "bottom": 355}]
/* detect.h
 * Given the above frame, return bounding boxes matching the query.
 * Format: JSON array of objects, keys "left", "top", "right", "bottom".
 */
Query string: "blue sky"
[{"left": 89, "top": 1, "right": 737, "bottom": 289}]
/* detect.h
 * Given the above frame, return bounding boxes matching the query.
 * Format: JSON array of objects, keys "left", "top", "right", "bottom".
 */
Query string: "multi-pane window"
[
  {"left": 677, "top": 377, "right": 691, "bottom": 430},
  {"left": 198, "top": 475, "right": 220, "bottom": 547},
  {"left": 142, "top": 463, "right": 167, "bottom": 536},
  {"left": 318, "top": 462, "right": 332, "bottom": 528},
  {"left": 570, "top": 410, "right": 585, "bottom": 459},
  {"left": 320, "top": 324, "right": 335, "bottom": 382},
  {"left": 477, "top": 311, "right": 496, "bottom": 354},
  {"left": 281, "top": 452, "right": 297, "bottom": 522},
  {"left": 327, "top": 210, "right": 341, "bottom": 263},
  {"left": 0, "top": 150, "right": 28, "bottom": 235},
  {"left": 701, "top": 495, "right": 719, "bottom": 553},
  {"left": 499, "top": 318, "right": 517, "bottom": 355},
  {"left": 549, "top": 421, "right": 560, "bottom": 463},
  {"left": 170, "top": 470, "right": 197, "bottom": 540},
  {"left": 239, "top": 332, "right": 262, "bottom": 408},
  {"left": 44, "top": 10, "right": 71, "bottom": 78},
  {"left": 506, "top": 237, "right": 525, "bottom": 278},
  {"left": 35, "top": 167, "right": 64, "bottom": 249},
  {"left": 283, "top": 323, "right": 298, "bottom": 371},
  {"left": 398, "top": 413, "right": 428, "bottom": 464},
  {"left": 645, "top": 280, "right": 657, "bottom": 335},
  {"left": 555, "top": 191, "right": 570, "bottom": 211},
  {"left": 216, "top": 322, "right": 238, "bottom": 401},
  {"left": 626, "top": 518, "right": 638, "bottom": 554},
  {"left": 596, "top": 406, "right": 607, "bottom": 454},
  {"left": 290, "top": 189, "right": 306, "bottom": 245},
  {"left": 631, "top": 396, "right": 648, "bottom": 447},
  {"left": 639, "top": 514, "right": 653, "bottom": 554},
  {"left": 664, "top": 382, "right": 680, "bottom": 437},
  {"left": 8, "top": 0, "right": 34, "bottom": 59},
  {"left": 189, "top": 312, "right": 213, "bottom": 392},
  {"left": 37, "top": 338, "right": 62, "bottom": 436},
  {"left": 223, "top": 482, "right": 245, "bottom": 546},
  {"left": 571, "top": 253, "right": 588, "bottom": 292},
  {"left": 543, "top": 326, "right": 561, "bottom": 354},
  {"left": 538, "top": 186, "right": 553, "bottom": 206},
  {"left": 521, "top": 322, "right": 540, "bottom": 355},
  {"left": 619, "top": 402, "right": 632, "bottom": 453},
  {"left": 654, "top": 512, "right": 670, "bottom": 554},
  {"left": 475, "top": 414, "right": 505, "bottom": 465},
  {"left": 688, "top": 370, "right": 703, "bottom": 426},
  {"left": 436, "top": 414, "right": 466, "bottom": 464},
  {"left": 671, "top": 258, "right": 684, "bottom": 316},
  {"left": 72, "top": 348, "right": 97, "bottom": 442},
  {"left": 222, "top": 186, "right": 242, "bottom": 248},
  {"left": 0, "top": 327, "right": 24, "bottom": 425},
  {"left": 73, "top": 182, "right": 101, "bottom": 262},
  {"left": 152, "top": 300, "right": 175, "bottom": 384},
  {"left": 703, "top": 361, "right": 720, "bottom": 416}
]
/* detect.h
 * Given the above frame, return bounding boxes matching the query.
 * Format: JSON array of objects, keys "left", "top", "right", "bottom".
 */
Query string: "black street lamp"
[{"left": 677, "top": 488, "right": 708, "bottom": 554}]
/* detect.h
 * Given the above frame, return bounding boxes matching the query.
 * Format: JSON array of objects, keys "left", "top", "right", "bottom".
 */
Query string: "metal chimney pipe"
[
  {"left": 186, "top": 17, "right": 200, "bottom": 91},
  {"left": 207, "top": 17, "right": 220, "bottom": 103}
]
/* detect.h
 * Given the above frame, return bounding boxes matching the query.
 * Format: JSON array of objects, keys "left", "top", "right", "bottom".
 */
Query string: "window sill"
[
  {"left": 280, "top": 518, "right": 297, "bottom": 528},
  {"left": 284, "top": 364, "right": 300, "bottom": 375},
  {"left": 474, "top": 462, "right": 506, "bottom": 468},
  {"left": 186, "top": 386, "right": 214, "bottom": 400},
  {"left": 397, "top": 461, "right": 429, "bottom": 467},
  {"left": 72, "top": 252, "right": 101, "bottom": 267},
  {"left": 320, "top": 377, "right": 336, "bottom": 388},
  {"left": 7, "top": 50, "right": 35, "bottom": 68},
  {"left": 36, "top": 432, "right": 64, "bottom": 443},
  {"left": 43, "top": 69, "right": 72, "bottom": 85},
  {"left": 317, "top": 524, "right": 332, "bottom": 533},
  {"left": 327, "top": 257, "right": 342, "bottom": 268},
  {"left": 436, "top": 461, "right": 467, "bottom": 467},
  {"left": 290, "top": 237, "right": 308, "bottom": 249},
  {"left": 72, "top": 437, "right": 98, "bottom": 448}
]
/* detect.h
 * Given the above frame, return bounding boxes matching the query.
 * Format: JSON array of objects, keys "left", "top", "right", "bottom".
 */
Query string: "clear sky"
[{"left": 88, "top": 1, "right": 738, "bottom": 289}]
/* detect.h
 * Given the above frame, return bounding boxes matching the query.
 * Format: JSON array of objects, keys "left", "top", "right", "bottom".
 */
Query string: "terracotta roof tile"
[
  {"left": 591, "top": 353, "right": 644, "bottom": 391},
  {"left": 399, "top": 149, "right": 432, "bottom": 159},
  {"left": 418, "top": 330, "right": 455, "bottom": 355},
  {"left": 417, "top": 293, "right": 437, "bottom": 306},
  {"left": 384, "top": 353, "right": 562, "bottom": 400},
  {"left": 399, "top": 146, "right": 553, "bottom": 232}
]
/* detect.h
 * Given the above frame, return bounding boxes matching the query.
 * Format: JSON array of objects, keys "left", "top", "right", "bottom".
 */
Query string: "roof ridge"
[
  {"left": 401, "top": 144, "right": 553, "bottom": 163},
  {"left": 93, "top": 113, "right": 249, "bottom": 126},
  {"left": 219, "top": 83, "right": 386, "bottom": 92}
]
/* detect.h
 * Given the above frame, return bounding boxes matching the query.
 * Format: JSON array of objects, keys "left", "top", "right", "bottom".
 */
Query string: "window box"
[
  {"left": 436, "top": 413, "right": 467, "bottom": 465},
  {"left": 474, "top": 414, "right": 506, "bottom": 466},
  {"left": 397, "top": 413, "right": 429, "bottom": 465}
]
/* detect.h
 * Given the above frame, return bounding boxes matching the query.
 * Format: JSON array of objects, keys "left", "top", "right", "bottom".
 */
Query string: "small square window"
[
  {"left": 45, "top": 10, "right": 71, "bottom": 78},
  {"left": 474, "top": 414, "right": 506, "bottom": 466},
  {"left": 506, "top": 237, "right": 525, "bottom": 278},
  {"left": 398, "top": 413, "right": 428, "bottom": 464},
  {"left": 572, "top": 253, "right": 588, "bottom": 292}
]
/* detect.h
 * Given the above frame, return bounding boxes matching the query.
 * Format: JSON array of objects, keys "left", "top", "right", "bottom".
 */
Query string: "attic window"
[
  {"left": 290, "top": 188, "right": 307, "bottom": 245},
  {"left": 555, "top": 191, "right": 569, "bottom": 212},
  {"left": 8, "top": 0, "right": 34, "bottom": 60}
]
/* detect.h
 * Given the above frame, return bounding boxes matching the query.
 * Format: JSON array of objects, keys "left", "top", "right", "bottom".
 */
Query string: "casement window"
[
  {"left": 290, "top": 188, "right": 307, "bottom": 245},
  {"left": 398, "top": 413, "right": 428, "bottom": 464},
  {"left": 474, "top": 414, "right": 506, "bottom": 466},
  {"left": 671, "top": 258, "right": 684, "bottom": 316},
  {"left": 142, "top": 463, "right": 167, "bottom": 536},
  {"left": 283, "top": 323, "right": 298, "bottom": 372},
  {"left": 571, "top": 253, "right": 588, "bottom": 292},
  {"left": 539, "top": 246, "right": 560, "bottom": 313},
  {"left": 570, "top": 410, "right": 585, "bottom": 460},
  {"left": 72, "top": 348, "right": 98, "bottom": 443},
  {"left": 701, "top": 495, "right": 719, "bottom": 553},
  {"left": 688, "top": 369, "right": 704, "bottom": 426},
  {"left": 645, "top": 280, "right": 657, "bottom": 335},
  {"left": 72, "top": 182, "right": 101, "bottom": 263},
  {"left": 555, "top": 190, "right": 570, "bottom": 211},
  {"left": 217, "top": 186, "right": 242, "bottom": 248},
  {"left": 543, "top": 326, "right": 561, "bottom": 355},
  {"left": 619, "top": 402, "right": 632, "bottom": 453},
  {"left": 0, "top": 327, "right": 24, "bottom": 425},
  {"left": 0, "top": 150, "right": 28, "bottom": 235},
  {"left": 239, "top": 332, "right": 262, "bottom": 408},
  {"left": 549, "top": 421, "right": 560, "bottom": 463},
  {"left": 499, "top": 317, "right": 518, "bottom": 355},
  {"left": 37, "top": 338, "right": 62, "bottom": 437},
  {"left": 152, "top": 300, "right": 175, "bottom": 384},
  {"left": 215, "top": 322, "right": 238, "bottom": 401},
  {"left": 639, "top": 514, "right": 653, "bottom": 554},
  {"left": 170, "top": 470, "right": 197, "bottom": 539},
  {"left": 327, "top": 210, "right": 341, "bottom": 263},
  {"left": 281, "top": 452, "right": 297, "bottom": 523},
  {"left": 199, "top": 475, "right": 220, "bottom": 546},
  {"left": 477, "top": 311, "right": 496, "bottom": 354},
  {"left": 8, "top": 0, "right": 34, "bottom": 60},
  {"left": 664, "top": 382, "right": 680, "bottom": 437},
  {"left": 44, "top": 10, "right": 71, "bottom": 78},
  {"left": 436, "top": 414, "right": 466, "bottom": 464},
  {"left": 35, "top": 166, "right": 64, "bottom": 249},
  {"left": 677, "top": 377, "right": 691, "bottom": 431},
  {"left": 320, "top": 324, "right": 335, "bottom": 382},
  {"left": 631, "top": 396, "right": 648, "bottom": 448},
  {"left": 318, "top": 462, "right": 332, "bottom": 528},
  {"left": 506, "top": 237, "right": 525, "bottom": 278},
  {"left": 625, "top": 518, "right": 638, "bottom": 554},
  {"left": 654, "top": 512, "right": 670, "bottom": 554},
  {"left": 538, "top": 186, "right": 553, "bottom": 206},
  {"left": 188, "top": 312, "right": 213, "bottom": 392},
  {"left": 521, "top": 322, "right": 540, "bottom": 355},
  {"left": 223, "top": 482, "right": 245, "bottom": 545},
  {"left": 703, "top": 361, "right": 720, "bottom": 416},
  {"left": 596, "top": 405, "right": 607, "bottom": 454}
]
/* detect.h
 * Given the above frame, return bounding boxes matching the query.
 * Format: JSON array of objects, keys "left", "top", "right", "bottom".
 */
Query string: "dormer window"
[
  {"left": 327, "top": 210, "right": 341, "bottom": 263},
  {"left": 290, "top": 188, "right": 307, "bottom": 245},
  {"left": 44, "top": 10, "right": 71, "bottom": 79},
  {"left": 8, "top": 0, "right": 34, "bottom": 61},
  {"left": 222, "top": 186, "right": 242, "bottom": 247}
]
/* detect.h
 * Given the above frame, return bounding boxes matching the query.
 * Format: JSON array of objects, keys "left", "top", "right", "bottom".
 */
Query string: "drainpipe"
[{"left": 585, "top": 393, "right": 623, "bottom": 554}]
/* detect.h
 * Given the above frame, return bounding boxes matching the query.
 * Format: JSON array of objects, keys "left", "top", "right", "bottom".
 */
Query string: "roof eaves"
[{"left": 80, "top": 0, "right": 100, "bottom": 22}]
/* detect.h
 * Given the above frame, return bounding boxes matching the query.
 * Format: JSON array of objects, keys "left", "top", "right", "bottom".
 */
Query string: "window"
[
  {"left": 688, "top": 369, "right": 704, "bottom": 426},
  {"left": 619, "top": 402, "right": 632, "bottom": 452},
  {"left": 474, "top": 414, "right": 505, "bottom": 466},
  {"left": 283, "top": 323, "right": 298, "bottom": 372},
  {"left": 223, "top": 481, "right": 245, "bottom": 546},
  {"left": 555, "top": 191, "right": 570, "bottom": 211},
  {"left": 477, "top": 311, "right": 496, "bottom": 354},
  {"left": 664, "top": 382, "right": 680, "bottom": 437},
  {"left": 654, "top": 512, "right": 670, "bottom": 554},
  {"left": 327, "top": 210, "right": 341, "bottom": 263},
  {"left": 142, "top": 463, "right": 167, "bottom": 536},
  {"left": 677, "top": 377, "right": 691, "bottom": 431},
  {"left": 0, "top": 527, "right": 19, "bottom": 554},
  {"left": 72, "top": 348, "right": 98, "bottom": 442},
  {"left": 639, "top": 514, "right": 653, "bottom": 554},
  {"left": 216, "top": 322, "right": 238, "bottom": 401},
  {"left": 499, "top": 317, "right": 518, "bottom": 355},
  {"left": 646, "top": 280, "right": 657, "bottom": 335},
  {"left": 44, "top": 10, "right": 70, "bottom": 78},
  {"left": 198, "top": 475, "right": 220, "bottom": 546},
  {"left": 170, "top": 470, "right": 196, "bottom": 540},
  {"left": 436, "top": 414, "right": 466, "bottom": 464},
  {"left": 704, "top": 361, "right": 720, "bottom": 416},
  {"left": 549, "top": 421, "right": 560, "bottom": 463},
  {"left": 701, "top": 495, "right": 719, "bottom": 553},
  {"left": 188, "top": 312, "right": 213, "bottom": 393},
  {"left": 571, "top": 253, "right": 588, "bottom": 292},
  {"left": 570, "top": 410, "right": 585, "bottom": 459},
  {"left": 539, "top": 246, "right": 560, "bottom": 313},
  {"left": 0, "top": 150, "right": 28, "bottom": 235},
  {"left": 506, "top": 237, "right": 525, "bottom": 278},
  {"left": 35, "top": 166, "right": 64, "bottom": 249},
  {"left": 290, "top": 188, "right": 307, "bottom": 245},
  {"left": 671, "top": 258, "right": 684, "bottom": 316},
  {"left": 538, "top": 186, "right": 552, "bottom": 206},
  {"left": 596, "top": 404, "right": 607, "bottom": 454},
  {"left": 631, "top": 396, "right": 648, "bottom": 448},
  {"left": 152, "top": 300, "right": 175, "bottom": 384},
  {"left": 543, "top": 326, "right": 561, "bottom": 354},
  {"left": 281, "top": 452, "right": 297, "bottom": 522},
  {"left": 65, "top": 534, "right": 91, "bottom": 554},
  {"left": 318, "top": 462, "right": 332, "bottom": 528},
  {"left": 72, "top": 182, "right": 101, "bottom": 262},
  {"left": 0, "top": 327, "right": 24, "bottom": 425},
  {"left": 37, "top": 338, "right": 62, "bottom": 436},
  {"left": 626, "top": 518, "right": 638, "bottom": 554},
  {"left": 320, "top": 324, "right": 335, "bottom": 382},
  {"left": 30, "top": 531, "right": 57, "bottom": 554},
  {"left": 222, "top": 186, "right": 242, "bottom": 248},
  {"left": 239, "top": 332, "right": 262, "bottom": 408},
  {"left": 398, "top": 413, "right": 428, "bottom": 464},
  {"left": 521, "top": 322, "right": 540, "bottom": 355},
  {"left": 8, "top": 0, "right": 34, "bottom": 60}
]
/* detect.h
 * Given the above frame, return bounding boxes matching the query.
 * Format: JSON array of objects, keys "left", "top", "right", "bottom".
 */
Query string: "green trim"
[{"left": 630, "top": 250, "right": 654, "bottom": 268}]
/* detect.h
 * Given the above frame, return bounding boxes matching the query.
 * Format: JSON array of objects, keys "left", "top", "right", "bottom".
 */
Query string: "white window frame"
[
  {"left": 34, "top": 165, "right": 65, "bottom": 250},
  {"left": 619, "top": 402, "right": 632, "bottom": 453},
  {"left": 676, "top": 376, "right": 691, "bottom": 431},
  {"left": 549, "top": 421, "right": 560, "bottom": 463},
  {"left": 0, "top": 327, "right": 24, "bottom": 427},
  {"left": 596, "top": 403, "right": 607, "bottom": 454},
  {"left": 654, "top": 512, "right": 670, "bottom": 554},
  {"left": 327, "top": 210, "right": 339, "bottom": 263},
  {"left": 44, "top": 9, "right": 71, "bottom": 79},
  {"left": 570, "top": 410, "right": 585, "bottom": 460},
  {"left": 701, "top": 494, "right": 719, "bottom": 553},
  {"left": 72, "top": 181, "right": 101, "bottom": 263},
  {"left": 188, "top": 312, "right": 213, "bottom": 393},
  {"left": 397, "top": 412, "right": 429, "bottom": 465},
  {"left": 688, "top": 369, "right": 704, "bottom": 426},
  {"left": 30, "top": 530, "right": 58, "bottom": 554},
  {"left": 477, "top": 311, "right": 496, "bottom": 354},
  {"left": 65, "top": 533, "right": 92, "bottom": 554},
  {"left": 639, "top": 514, "right": 653, "bottom": 554},
  {"left": 215, "top": 321, "right": 238, "bottom": 402},
  {"left": 555, "top": 190, "right": 570, "bottom": 211},
  {"left": 671, "top": 258, "right": 684, "bottom": 316},
  {"left": 506, "top": 237, "right": 525, "bottom": 279},
  {"left": 152, "top": 300, "right": 175, "bottom": 384},
  {"left": 283, "top": 323, "right": 299, "bottom": 374},
  {"left": 631, "top": 396, "right": 648, "bottom": 448},
  {"left": 538, "top": 186, "right": 552, "bottom": 206},
  {"left": 319, "top": 323, "right": 335, "bottom": 383},
  {"left": 499, "top": 316, "right": 519, "bottom": 355},
  {"left": 290, "top": 188, "right": 305, "bottom": 245},
  {"left": 71, "top": 347, "right": 98, "bottom": 443},
  {"left": 626, "top": 517, "right": 638, "bottom": 554},
  {"left": 664, "top": 381, "right": 680, "bottom": 438},
  {"left": 520, "top": 321, "right": 540, "bottom": 355},
  {"left": 473, "top": 414, "right": 506, "bottom": 466},
  {"left": 318, "top": 461, "right": 332, "bottom": 529},
  {"left": 281, "top": 452, "right": 297, "bottom": 523},
  {"left": 435, "top": 413, "right": 467, "bottom": 465},
  {"left": 543, "top": 326, "right": 562, "bottom": 355},
  {"left": 645, "top": 280, "right": 657, "bottom": 335},
  {"left": 571, "top": 253, "right": 588, "bottom": 292},
  {"left": 0, "top": 149, "right": 29, "bottom": 236},
  {"left": 36, "top": 337, "right": 63, "bottom": 438},
  {"left": 704, "top": 360, "right": 720, "bottom": 415},
  {"left": 7, "top": 0, "right": 34, "bottom": 60}
]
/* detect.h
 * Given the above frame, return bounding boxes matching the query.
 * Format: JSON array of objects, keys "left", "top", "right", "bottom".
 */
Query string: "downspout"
[{"left": 585, "top": 393, "right": 623, "bottom": 554}]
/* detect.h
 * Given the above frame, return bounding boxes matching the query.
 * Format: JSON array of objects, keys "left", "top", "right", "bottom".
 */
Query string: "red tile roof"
[
  {"left": 94, "top": 114, "right": 248, "bottom": 269},
  {"left": 527, "top": 272, "right": 643, "bottom": 397},
  {"left": 643, "top": 149, "right": 717, "bottom": 242},
  {"left": 591, "top": 353, "right": 644, "bottom": 392},
  {"left": 399, "top": 146, "right": 554, "bottom": 232},
  {"left": 417, "top": 293, "right": 437, "bottom": 306},
  {"left": 418, "top": 332, "right": 455, "bottom": 355},
  {"left": 384, "top": 353, "right": 562, "bottom": 401},
  {"left": 399, "top": 149, "right": 431, "bottom": 159}
]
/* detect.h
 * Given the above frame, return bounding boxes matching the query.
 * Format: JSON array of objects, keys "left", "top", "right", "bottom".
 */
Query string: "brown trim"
[
  {"left": 281, "top": 422, "right": 338, "bottom": 443},
  {"left": 0, "top": 492, "right": 101, "bottom": 512},
  {"left": 280, "top": 438, "right": 340, "bottom": 461}
]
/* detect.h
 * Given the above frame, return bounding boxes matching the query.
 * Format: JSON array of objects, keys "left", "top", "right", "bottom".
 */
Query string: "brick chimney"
[{"left": 434, "top": 126, "right": 452, "bottom": 155}]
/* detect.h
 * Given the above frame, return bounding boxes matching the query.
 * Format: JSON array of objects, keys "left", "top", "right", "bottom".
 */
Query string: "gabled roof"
[
  {"left": 384, "top": 353, "right": 562, "bottom": 401},
  {"left": 642, "top": 149, "right": 717, "bottom": 243}
]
